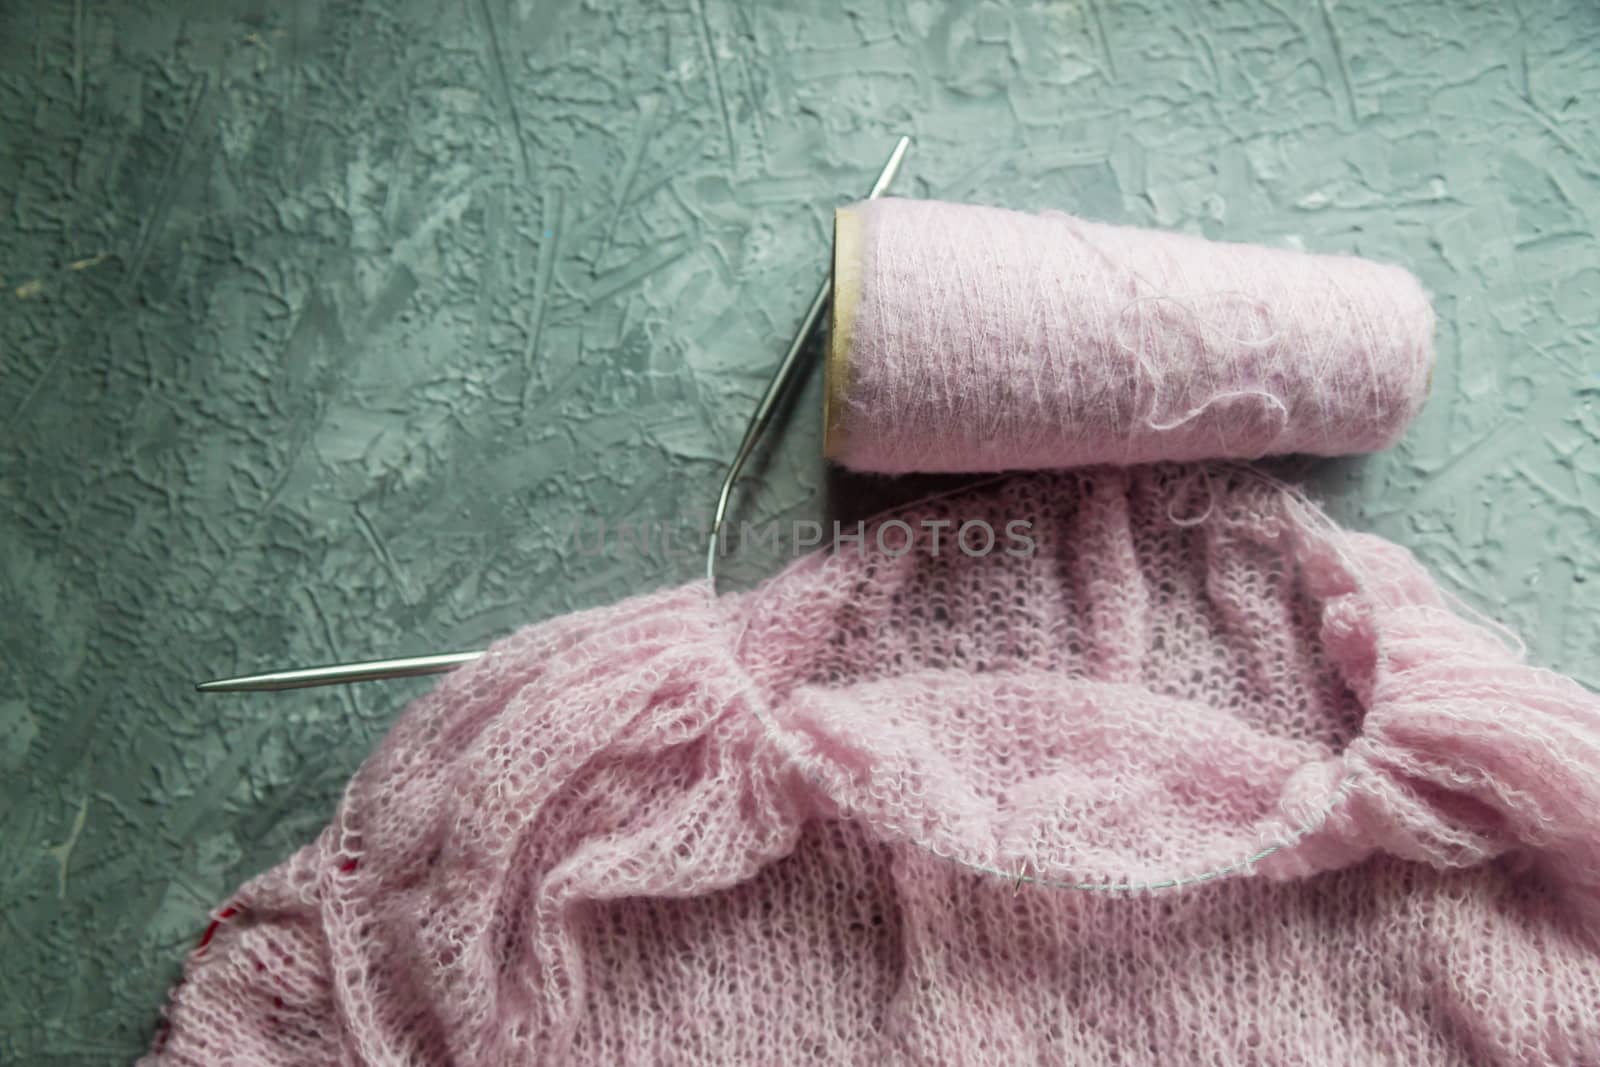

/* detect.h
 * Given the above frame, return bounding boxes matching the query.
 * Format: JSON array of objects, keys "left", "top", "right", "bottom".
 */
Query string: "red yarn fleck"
[{"left": 195, "top": 905, "right": 240, "bottom": 953}]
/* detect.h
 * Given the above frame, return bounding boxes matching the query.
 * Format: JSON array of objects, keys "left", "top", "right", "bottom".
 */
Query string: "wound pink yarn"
[
  {"left": 143, "top": 468, "right": 1600, "bottom": 1065},
  {"left": 830, "top": 199, "right": 1436, "bottom": 473}
]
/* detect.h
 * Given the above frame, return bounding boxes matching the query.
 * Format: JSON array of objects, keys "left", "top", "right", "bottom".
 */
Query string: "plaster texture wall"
[{"left": 1, "top": 0, "right": 1597, "bottom": 1060}]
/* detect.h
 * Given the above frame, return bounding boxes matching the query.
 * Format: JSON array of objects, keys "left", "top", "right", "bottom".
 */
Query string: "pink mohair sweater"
[{"left": 146, "top": 468, "right": 1600, "bottom": 1065}]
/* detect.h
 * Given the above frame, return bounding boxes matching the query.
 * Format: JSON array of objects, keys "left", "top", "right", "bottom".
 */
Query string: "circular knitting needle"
[
  {"left": 198, "top": 136, "right": 912, "bottom": 694},
  {"left": 195, "top": 651, "right": 484, "bottom": 693},
  {"left": 705, "top": 135, "right": 910, "bottom": 584}
]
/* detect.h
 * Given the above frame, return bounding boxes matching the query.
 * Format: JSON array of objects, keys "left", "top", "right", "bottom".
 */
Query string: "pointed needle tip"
[{"left": 198, "top": 678, "right": 261, "bottom": 693}]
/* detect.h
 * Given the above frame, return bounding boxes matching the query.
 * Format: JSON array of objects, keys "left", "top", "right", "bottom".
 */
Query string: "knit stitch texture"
[{"left": 145, "top": 468, "right": 1600, "bottom": 1065}]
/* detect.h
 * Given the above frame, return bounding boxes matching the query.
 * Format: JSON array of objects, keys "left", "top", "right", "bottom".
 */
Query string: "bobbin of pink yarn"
[{"left": 825, "top": 198, "right": 1436, "bottom": 474}]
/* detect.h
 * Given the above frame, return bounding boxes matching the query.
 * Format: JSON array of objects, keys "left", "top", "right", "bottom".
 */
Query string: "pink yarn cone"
[
  {"left": 144, "top": 469, "right": 1600, "bottom": 1065},
  {"left": 827, "top": 199, "right": 1436, "bottom": 473}
]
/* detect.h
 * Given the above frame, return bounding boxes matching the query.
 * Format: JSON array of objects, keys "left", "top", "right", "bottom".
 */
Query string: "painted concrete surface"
[{"left": 2, "top": 0, "right": 1597, "bottom": 1059}]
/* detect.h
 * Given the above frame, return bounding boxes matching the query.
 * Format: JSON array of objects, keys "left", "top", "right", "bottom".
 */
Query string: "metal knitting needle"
[
  {"left": 706, "top": 134, "right": 910, "bottom": 583},
  {"left": 197, "top": 136, "right": 912, "bottom": 694},
  {"left": 195, "top": 650, "right": 484, "bottom": 693}
]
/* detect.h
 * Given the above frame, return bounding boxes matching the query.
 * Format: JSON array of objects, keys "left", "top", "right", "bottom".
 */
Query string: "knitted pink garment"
[{"left": 146, "top": 468, "right": 1600, "bottom": 1065}]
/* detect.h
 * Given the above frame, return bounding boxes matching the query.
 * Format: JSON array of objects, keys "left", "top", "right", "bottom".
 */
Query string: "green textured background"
[{"left": 3, "top": 1, "right": 1598, "bottom": 1060}]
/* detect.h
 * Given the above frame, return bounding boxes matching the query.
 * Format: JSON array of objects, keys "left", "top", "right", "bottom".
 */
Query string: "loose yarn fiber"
[{"left": 826, "top": 198, "right": 1436, "bottom": 473}]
